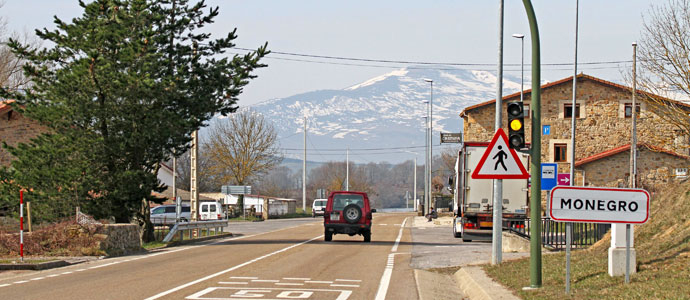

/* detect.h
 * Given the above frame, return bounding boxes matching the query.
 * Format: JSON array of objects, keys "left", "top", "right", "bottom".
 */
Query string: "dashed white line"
[
  {"left": 13, "top": 280, "right": 28, "bottom": 284},
  {"left": 75, "top": 269, "right": 86, "bottom": 272},
  {"left": 218, "top": 282, "right": 248, "bottom": 285},
  {"left": 30, "top": 277, "right": 44, "bottom": 281},
  {"left": 335, "top": 279, "right": 361, "bottom": 282},
  {"left": 47, "top": 274, "right": 60, "bottom": 278},
  {"left": 252, "top": 279, "right": 279, "bottom": 283},
  {"left": 230, "top": 276, "right": 258, "bottom": 280},
  {"left": 306, "top": 280, "right": 333, "bottom": 284},
  {"left": 61, "top": 272, "right": 73, "bottom": 275},
  {"left": 283, "top": 277, "right": 310, "bottom": 281},
  {"left": 375, "top": 217, "right": 408, "bottom": 300},
  {"left": 0, "top": 284, "right": 10, "bottom": 287},
  {"left": 275, "top": 283, "right": 304, "bottom": 286},
  {"left": 331, "top": 284, "right": 360, "bottom": 288}
]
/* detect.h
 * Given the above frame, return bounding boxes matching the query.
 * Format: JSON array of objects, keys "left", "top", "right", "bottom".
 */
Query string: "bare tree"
[
  {"left": 0, "top": 5, "right": 35, "bottom": 91},
  {"left": 206, "top": 110, "right": 282, "bottom": 186},
  {"left": 175, "top": 141, "right": 224, "bottom": 193},
  {"left": 633, "top": 0, "right": 690, "bottom": 148}
]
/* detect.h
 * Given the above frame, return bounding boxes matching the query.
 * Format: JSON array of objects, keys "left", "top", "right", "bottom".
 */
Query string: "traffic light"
[{"left": 507, "top": 102, "right": 525, "bottom": 149}]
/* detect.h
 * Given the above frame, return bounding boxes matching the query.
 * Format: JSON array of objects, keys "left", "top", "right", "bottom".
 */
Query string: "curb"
[
  {"left": 454, "top": 266, "right": 520, "bottom": 300},
  {"left": 166, "top": 232, "right": 233, "bottom": 247},
  {"left": 0, "top": 258, "right": 88, "bottom": 271}
]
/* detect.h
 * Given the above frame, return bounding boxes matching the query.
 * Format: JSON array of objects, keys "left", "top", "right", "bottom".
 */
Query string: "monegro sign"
[{"left": 549, "top": 186, "right": 650, "bottom": 224}]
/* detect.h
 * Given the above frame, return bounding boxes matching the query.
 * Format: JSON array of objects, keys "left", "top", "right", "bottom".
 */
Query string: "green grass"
[
  {"left": 485, "top": 181, "right": 690, "bottom": 299},
  {"left": 142, "top": 241, "right": 168, "bottom": 250},
  {"left": 0, "top": 258, "right": 58, "bottom": 264}
]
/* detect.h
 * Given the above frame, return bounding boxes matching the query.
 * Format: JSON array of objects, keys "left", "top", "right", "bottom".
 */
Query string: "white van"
[
  {"left": 200, "top": 201, "right": 224, "bottom": 221},
  {"left": 312, "top": 198, "right": 327, "bottom": 217},
  {"left": 151, "top": 204, "right": 190, "bottom": 225}
]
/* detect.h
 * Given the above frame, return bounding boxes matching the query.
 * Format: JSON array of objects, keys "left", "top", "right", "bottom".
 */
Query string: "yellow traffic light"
[{"left": 510, "top": 119, "right": 523, "bottom": 131}]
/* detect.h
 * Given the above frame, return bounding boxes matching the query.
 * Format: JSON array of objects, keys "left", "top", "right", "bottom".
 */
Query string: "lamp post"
[
  {"left": 424, "top": 79, "right": 433, "bottom": 215},
  {"left": 512, "top": 34, "right": 525, "bottom": 103},
  {"left": 422, "top": 113, "right": 429, "bottom": 215}
]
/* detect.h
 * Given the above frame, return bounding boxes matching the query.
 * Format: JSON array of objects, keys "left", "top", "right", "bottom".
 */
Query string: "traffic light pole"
[{"left": 522, "top": 0, "right": 543, "bottom": 288}]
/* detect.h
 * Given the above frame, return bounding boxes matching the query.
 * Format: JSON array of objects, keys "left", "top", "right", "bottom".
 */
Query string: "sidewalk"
[{"left": 409, "top": 216, "right": 522, "bottom": 300}]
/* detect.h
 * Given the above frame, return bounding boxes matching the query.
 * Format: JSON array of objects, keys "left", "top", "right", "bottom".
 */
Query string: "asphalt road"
[{"left": 0, "top": 213, "right": 418, "bottom": 300}]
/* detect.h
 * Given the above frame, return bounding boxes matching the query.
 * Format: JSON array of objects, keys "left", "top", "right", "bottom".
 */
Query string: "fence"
[{"left": 505, "top": 217, "right": 610, "bottom": 251}]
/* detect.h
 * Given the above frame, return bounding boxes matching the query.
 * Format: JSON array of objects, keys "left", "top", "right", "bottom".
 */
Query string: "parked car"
[
  {"left": 151, "top": 204, "right": 190, "bottom": 225},
  {"left": 323, "top": 191, "right": 376, "bottom": 242},
  {"left": 200, "top": 201, "right": 224, "bottom": 220},
  {"left": 312, "top": 198, "right": 327, "bottom": 217}
]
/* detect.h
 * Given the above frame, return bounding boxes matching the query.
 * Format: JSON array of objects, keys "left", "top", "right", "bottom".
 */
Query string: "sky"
[{"left": 1, "top": 0, "right": 660, "bottom": 107}]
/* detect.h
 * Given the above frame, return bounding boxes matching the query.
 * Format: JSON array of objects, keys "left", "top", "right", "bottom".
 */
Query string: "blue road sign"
[
  {"left": 541, "top": 163, "right": 558, "bottom": 191},
  {"left": 542, "top": 125, "right": 551, "bottom": 135}
]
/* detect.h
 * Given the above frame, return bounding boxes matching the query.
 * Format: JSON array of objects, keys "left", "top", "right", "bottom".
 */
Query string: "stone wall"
[
  {"left": 0, "top": 109, "right": 45, "bottom": 167},
  {"left": 98, "top": 224, "right": 142, "bottom": 256},
  {"left": 579, "top": 146, "right": 688, "bottom": 191}
]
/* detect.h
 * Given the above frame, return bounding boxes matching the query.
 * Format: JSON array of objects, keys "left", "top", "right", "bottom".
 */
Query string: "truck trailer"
[{"left": 452, "top": 142, "right": 529, "bottom": 242}]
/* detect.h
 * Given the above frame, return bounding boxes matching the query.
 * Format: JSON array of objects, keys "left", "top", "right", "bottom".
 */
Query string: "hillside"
[{"left": 487, "top": 181, "right": 690, "bottom": 299}]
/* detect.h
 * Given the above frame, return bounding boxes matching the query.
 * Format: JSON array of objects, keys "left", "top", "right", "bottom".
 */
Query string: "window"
[
  {"left": 624, "top": 103, "right": 641, "bottom": 118},
  {"left": 554, "top": 144, "right": 568, "bottom": 162},
  {"left": 523, "top": 104, "right": 530, "bottom": 118},
  {"left": 210, "top": 205, "right": 217, "bottom": 212},
  {"left": 564, "top": 104, "right": 580, "bottom": 119},
  {"left": 164, "top": 206, "right": 175, "bottom": 213},
  {"left": 333, "top": 194, "right": 364, "bottom": 210},
  {"left": 201, "top": 204, "right": 208, "bottom": 212},
  {"left": 151, "top": 207, "right": 165, "bottom": 214}
]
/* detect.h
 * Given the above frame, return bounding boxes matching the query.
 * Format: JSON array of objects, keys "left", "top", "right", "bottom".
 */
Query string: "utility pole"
[
  {"left": 190, "top": 130, "right": 198, "bottom": 222},
  {"left": 346, "top": 147, "right": 349, "bottom": 191},
  {"left": 522, "top": 0, "right": 543, "bottom": 288},
  {"left": 492, "top": 0, "right": 505, "bottom": 266},
  {"left": 627, "top": 41, "right": 638, "bottom": 285},
  {"left": 303, "top": 117, "right": 307, "bottom": 212},
  {"left": 566, "top": 0, "right": 579, "bottom": 294},
  {"left": 413, "top": 156, "right": 417, "bottom": 211}
]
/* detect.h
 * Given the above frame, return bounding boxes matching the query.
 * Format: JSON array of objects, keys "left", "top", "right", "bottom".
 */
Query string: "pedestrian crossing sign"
[{"left": 472, "top": 128, "right": 530, "bottom": 179}]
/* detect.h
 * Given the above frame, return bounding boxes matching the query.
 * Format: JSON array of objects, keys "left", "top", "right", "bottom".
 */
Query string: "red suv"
[{"left": 323, "top": 191, "right": 376, "bottom": 242}]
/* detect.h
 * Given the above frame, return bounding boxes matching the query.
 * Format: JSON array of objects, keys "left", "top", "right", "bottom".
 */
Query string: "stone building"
[
  {"left": 0, "top": 100, "right": 44, "bottom": 167},
  {"left": 459, "top": 74, "right": 690, "bottom": 190}
]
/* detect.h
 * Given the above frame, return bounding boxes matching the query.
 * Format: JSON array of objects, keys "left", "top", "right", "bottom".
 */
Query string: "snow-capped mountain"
[{"left": 249, "top": 67, "right": 524, "bottom": 163}]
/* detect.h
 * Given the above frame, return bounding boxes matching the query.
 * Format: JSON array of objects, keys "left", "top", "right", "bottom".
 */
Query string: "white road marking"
[
  {"left": 75, "top": 269, "right": 87, "bottom": 272},
  {"left": 30, "top": 277, "right": 44, "bottom": 281},
  {"left": 306, "top": 280, "right": 333, "bottom": 284},
  {"left": 275, "top": 282, "right": 304, "bottom": 286},
  {"left": 61, "top": 272, "right": 73, "bottom": 275},
  {"left": 218, "top": 282, "right": 248, "bottom": 285},
  {"left": 375, "top": 217, "right": 409, "bottom": 300},
  {"left": 0, "top": 284, "right": 10, "bottom": 287},
  {"left": 283, "top": 277, "right": 310, "bottom": 281},
  {"left": 335, "top": 279, "right": 361, "bottom": 282},
  {"left": 230, "top": 276, "right": 258, "bottom": 280},
  {"left": 144, "top": 235, "right": 323, "bottom": 300},
  {"left": 186, "top": 287, "right": 352, "bottom": 300},
  {"left": 252, "top": 279, "right": 279, "bottom": 283},
  {"left": 391, "top": 218, "right": 408, "bottom": 252},
  {"left": 331, "top": 284, "right": 360, "bottom": 287},
  {"left": 380, "top": 224, "right": 388, "bottom": 225},
  {"left": 47, "top": 274, "right": 60, "bottom": 278},
  {"left": 13, "top": 280, "right": 28, "bottom": 284}
]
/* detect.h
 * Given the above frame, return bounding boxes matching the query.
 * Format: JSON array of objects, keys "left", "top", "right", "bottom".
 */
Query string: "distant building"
[
  {"left": 0, "top": 100, "right": 44, "bottom": 167},
  {"left": 460, "top": 73, "right": 690, "bottom": 191}
]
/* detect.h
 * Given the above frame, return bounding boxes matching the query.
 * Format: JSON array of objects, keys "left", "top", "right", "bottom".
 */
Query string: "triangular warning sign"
[{"left": 472, "top": 128, "right": 529, "bottom": 179}]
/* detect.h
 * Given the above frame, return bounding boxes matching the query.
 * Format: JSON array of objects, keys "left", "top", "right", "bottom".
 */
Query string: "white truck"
[{"left": 451, "top": 142, "right": 529, "bottom": 242}]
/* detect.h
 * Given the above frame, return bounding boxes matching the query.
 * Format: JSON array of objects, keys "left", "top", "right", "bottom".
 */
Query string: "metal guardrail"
[
  {"left": 505, "top": 217, "right": 610, "bottom": 251},
  {"left": 163, "top": 220, "right": 228, "bottom": 242}
]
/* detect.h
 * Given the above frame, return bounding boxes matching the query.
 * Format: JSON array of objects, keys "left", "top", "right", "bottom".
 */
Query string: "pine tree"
[{"left": 1, "top": 0, "right": 267, "bottom": 240}]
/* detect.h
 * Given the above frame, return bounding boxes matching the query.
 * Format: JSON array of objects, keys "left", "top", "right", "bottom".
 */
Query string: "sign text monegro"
[{"left": 549, "top": 186, "right": 650, "bottom": 224}]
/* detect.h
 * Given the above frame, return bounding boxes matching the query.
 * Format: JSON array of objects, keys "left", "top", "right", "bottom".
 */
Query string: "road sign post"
[{"left": 550, "top": 186, "right": 650, "bottom": 289}]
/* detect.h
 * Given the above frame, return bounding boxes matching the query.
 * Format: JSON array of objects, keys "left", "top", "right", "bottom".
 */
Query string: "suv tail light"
[
  {"left": 463, "top": 222, "right": 477, "bottom": 230},
  {"left": 217, "top": 214, "right": 221, "bottom": 219}
]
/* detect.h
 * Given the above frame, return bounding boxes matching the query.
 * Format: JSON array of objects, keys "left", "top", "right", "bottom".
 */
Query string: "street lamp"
[
  {"left": 423, "top": 78, "right": 433, "bottom": 215},
  {"left": 512, "top": 34, "right": 525, "bottom": 103},
  {"left": 421, "top": 113, "right": 428, "bottom": 215}
]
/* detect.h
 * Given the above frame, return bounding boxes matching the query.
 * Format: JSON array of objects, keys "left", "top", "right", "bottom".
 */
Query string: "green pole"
[{"left": 522, "top": 0, "right": 542, "bottom": 288}]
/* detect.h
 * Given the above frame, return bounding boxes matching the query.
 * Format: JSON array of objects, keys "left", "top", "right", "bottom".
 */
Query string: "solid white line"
[
  {"left": 335, "top": 279, "right": 362, "bottom": 282},
  {"left": 283, "top": 277, "right": 310, "bottom": 281},
  {"left": 275, "top": 283, "right": 304, "bottom": 286},
  {"left": 218, "top": 282, "right": 248, "bottom": 285},
  {"left": 391, "top": 217, "right": 408, "bottom": 252},
  {"left": 229, "top": 276, "right": 258, "bottom": 280},
  {"left": 144, "top": 235, "right": 322, "bottom": 300},
  {"left": 374, "top": 253, "right": 396, "bottom": 300},
  {"left": 306, "top": 280, "right": 333, "bottom": 284},
  {"left": 331, "top": 284, "right": 360, "bottom": 288}
]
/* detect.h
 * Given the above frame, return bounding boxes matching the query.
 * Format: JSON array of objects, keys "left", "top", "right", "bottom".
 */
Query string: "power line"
[{"left": 236, "top": 47, "right": 632, "bottom": 67}]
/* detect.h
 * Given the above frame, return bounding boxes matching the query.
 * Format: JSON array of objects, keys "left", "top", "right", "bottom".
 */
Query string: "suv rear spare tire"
[{"left": 343, "top": 204, "right": 362, "bottom": 224}]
